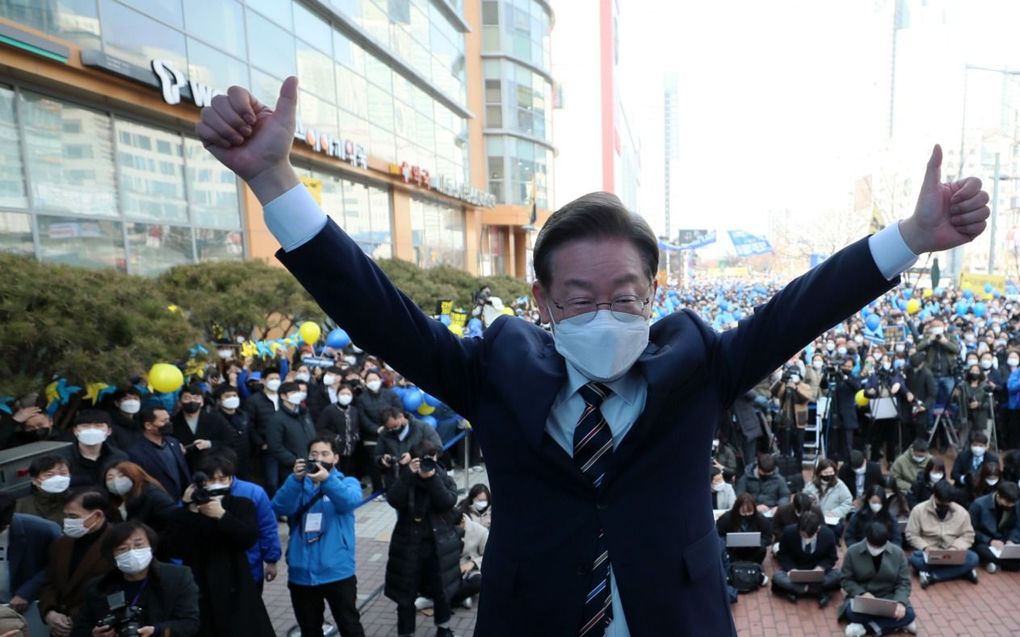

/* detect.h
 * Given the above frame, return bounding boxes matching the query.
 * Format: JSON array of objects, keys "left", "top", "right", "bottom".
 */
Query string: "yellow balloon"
[
  {"left": 906, "top": 298, "right": 922, "bottom": 315},
  {"left": 299, "top": 321, "right": 321, "bottom": 344},
  {"left": 417, "top": 403, "right": 436, "bottom": 415},
  {"left": 501, "top": 307, "right": 514, "bottom": 316},
  {"left": 149, "top": 363, "right": 184, "bottom": 394},
  {"left": 854, "top": 389, "right": 869, "bottom": 407},
  {"left": 922, "top": 288, "right": 933, "bottom": 299}
]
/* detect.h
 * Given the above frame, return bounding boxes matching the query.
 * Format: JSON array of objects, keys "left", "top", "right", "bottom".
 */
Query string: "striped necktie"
[{"left": 574, "top": 381, "right": 614, "bottom": 636}]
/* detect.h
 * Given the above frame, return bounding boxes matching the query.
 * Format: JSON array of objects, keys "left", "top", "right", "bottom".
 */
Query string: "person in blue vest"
[
  {"left": 271, "top": 435, "right": 364, "bottom": 637},
  {"left": 199, "top": 77, "right": 991, "bottom": 637}
]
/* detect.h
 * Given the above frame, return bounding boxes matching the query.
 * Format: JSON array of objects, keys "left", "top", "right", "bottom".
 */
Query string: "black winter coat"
[
  {"left": 218, "top": 407, "right": 255, "bottom": 479},
  {"left": 384, "top": 466, "right": 461, "bottom": 606},
  {"left": 117, "top": 483, "right": 177, "bottom": 534},
  {"left": 66, "top": 443, "right": 128, "bottom": 488},
  {"left": 355, "top": 387, "right": 402, "bottom": 443},
  {"left": 161, "top": 494, "right": 274, "bottom": 637},
  {"left": 243, "top": 391, "right": 279, "bottom": 449},
  {"left": 374, "top": 420, "right": 443, "bottom": 488},
  {"left": 316, "top": 403, "right": 361, "bottom": 456},
  {"left": 265, "top": 405, "right": 316, "bottom": 471}
]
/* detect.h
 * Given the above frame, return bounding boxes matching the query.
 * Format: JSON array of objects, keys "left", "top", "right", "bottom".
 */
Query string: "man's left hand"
[
  {"left": 198, "top": 498, "right": 226, "bottom": 519},
  {"left": 900, "top": 144, "right": 990, "bottom": 254},
  {"left": 9, "top": 595, "right": 27, "bottom": 612},
  {"left": 265, "top": 562, "right": 278, "bottom": 581},
  {"left": 194, "top": 439, "right": 211, "bottom": 450},
  {"left": 894, "top": 603, "right": 906, "bottom": 621}
]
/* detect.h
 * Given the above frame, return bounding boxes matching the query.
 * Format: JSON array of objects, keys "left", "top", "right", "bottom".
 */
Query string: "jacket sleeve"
[
  {"left": 950, "top": 454, "right": 967, "bottom": 484},
  {"left": 316, "top": 408, "right": 337, "bottom": 435},
  {"left": 217, "top": 497, "right": 260, "bottom": 549},
  {"left": 844, "top": 511, "right": 862, "bottom": 546},
  {"left": 265, "top": 416, "right": 296, "bottom": 466},
  {"left": 828, "top": 483, "right": 854, "bottom": 519},
  {"left": 708, "top": 236, "right": 897, "bottom": 405},
  {"left": 253, "top": 489, "right": 283, "bottom": 563},
  {"left": 427, "top": 472, "right": 459, "bottom": 512},
  {"left": 271, "top": 474, "right": 306, "bottom": 517},
  {"left": 159, "top": 566, "right": 201, "bottom": 637},
  {"left": 734, "top": 474, "right": 748, "bottom": 498},
  {"left": 37, "top": 541, "right": 60, "bottom": 615},
  {"left": 969, "top": 501, "right": 992, "bottom": 545},
  {"left": 777, "top": 531, "right": 796, "bottom": 572},
  {"left": 950, "top": 510, "right": 976, "bottom": 550},
  {"left": 892, "top": 550, "right": 911, "bottom": 605},
  {"left": 1010, "top": 504, "right": 1020, "bottom": 544},
  {"left": 321, "top": 472, "right": 363, "bottom": 514},
  {"left": 385, "top": 467, "right": 414, "bottom": 511},
  {"left": 839, "top": 552, "right": 866, "bottom": 598},
  {"left": 15, "top": 520, "right": 60, "bottom": 601},
  {"left": 472, "top": 524, "right": 489, "bottom": 569},
  {"left": 818, "top": 535, "right": 838, "bottom": 572},
  {"left": 905, "top": 508, "right": 930, "bottom": 551},
  {"left": 71, "top": 586, "right": 104, "bottom": 637}
]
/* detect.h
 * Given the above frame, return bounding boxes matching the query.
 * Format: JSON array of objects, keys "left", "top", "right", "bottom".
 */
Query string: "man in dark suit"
[
  {"left": 822, "top": 356, "right": 861, "bottom": 462},
  {"left": 127, "top": 408, "right": 191, "bottom": 501},
  {"left": 264, "top": 382, "right": 316, "bottom": 484},
  {"left": 197, "top": 78, "right": 990, "bottom": 636},
  {"left": 0, "top": 493, "right": 61, "bottom": 614},
  {"left": 169, "top": 384, "right": 234, "bottom": 471},
  {"left": 951, "top": 430, "right": 999, "bottom": 486},
  {"left": 839, "top": 450, "right": 884, "bottom": 506},
  {"left": 771, "top": 511, "right": 840, "bottom": 607}
]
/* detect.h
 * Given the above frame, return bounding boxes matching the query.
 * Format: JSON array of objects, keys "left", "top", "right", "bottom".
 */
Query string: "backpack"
[{"left": 728, "top": 561, "right": 764, "bottom": 593}]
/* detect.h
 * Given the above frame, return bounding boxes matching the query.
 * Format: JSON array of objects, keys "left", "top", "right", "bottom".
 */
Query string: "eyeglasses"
[{"left": 550, "top": 294, "right": 650, "bottom": 323}]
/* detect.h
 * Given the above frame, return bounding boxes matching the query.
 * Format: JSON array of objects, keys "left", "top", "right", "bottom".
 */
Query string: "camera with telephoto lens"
[
  {"left": 189, "top": 471, "right": 229, "bottom": 505},
  {"left": 780, "top": 366, "right": 801, "bottom": 384},
  {"left": 96, "top": 602, "right": 144, "bottom": 637},
  {"left": 419, "top": 457, "right": 437, "bottom": 473}
]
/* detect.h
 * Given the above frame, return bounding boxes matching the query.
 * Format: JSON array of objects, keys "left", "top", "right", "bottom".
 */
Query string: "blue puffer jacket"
[
  {"left": 230, "top": 478, "right": 283, "bottom": 583},
  {"left": 271, "top": 469, "right": 362, "bottom": 585},
  {"left": 1008, "top": 368, "right": 1020, "bottom": 410}
]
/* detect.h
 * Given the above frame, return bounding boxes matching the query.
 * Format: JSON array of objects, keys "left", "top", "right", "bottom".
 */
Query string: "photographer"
[
  {"left": 384, "top": 440, "right": 460, "bottom": 637},
  {"left": 904, "top": 353, "right": 938, "bottom": 441},
  {"left": 863, "top": 356, "right": 906, "bottom": 464},
  {"left": 71, "top": 520, "right": 199, "bottom": 637},
  {"left": 374, "top": 407, "right": 443, "bottom": 490},
  {"left": 917, "top": 318, "right": 961, "bottom": 405},
  {"left": 770, "top": 362, "right": 813, "bottom": 465},
  {"left": 956, "top": 363, "right": 993, "bottom": 444},
  {"left": 161, "top": 464, "right": 274, "bottom": 636},
  {"left": 819, "top": 357, "right": 860, "bottom": 462},
  {"left": 271, "top": 436, "right": 365, "bottom": 637}
]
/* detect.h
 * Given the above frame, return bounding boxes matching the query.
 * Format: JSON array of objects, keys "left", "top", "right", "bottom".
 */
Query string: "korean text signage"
[{"left": 389, "top": 162, "right": 496, "bottom": 208}]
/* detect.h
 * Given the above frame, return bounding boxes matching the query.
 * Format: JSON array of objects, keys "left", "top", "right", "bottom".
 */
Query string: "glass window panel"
[
  {"left": 297, "top": 42, "right": 336, "bottom": 101},
  {"left": 249, "top": 68, "right": 283, "bottom": 108},
  {"left": 187, "top": 39, "right": 249, "bottom": 90},
  {"left": 336, "top": 66, "right": 368, "bottom": 118},
  {"left": 367, "top": 84, "right": 393, "bottom": 130},
  {"left": 482, "top": 25, "right": 500, "bottom": 52},
  {"left": 369, "top": 125, "right": 394, "bottom": 162},
  {"left": 0, "top": 211, "right": 33, "bottom": 256},
  {"left": 126, "top": 223, "right": 194, "bottom": 275},
  {"left": 361, "top": 0, "right": 389, "bottom": 43},
  {"left": 342, "top": 178, "right": 371, "bottom": 247},
  {"left": 334, "top": 29, "right": 365, "bottom": 73},
  {"left": 409, "top": 4, "right": 428, "bottom": 45},
  {"left": 387, "top": 0, "right": 410, "bottom": 24},
  {"left": 488, "top": 156, "right": 503, "bottom": 179},
  {"left": 100, "top": 0, "right": 187, "bottom": 71},
  {"left": 247, "top": 10, "right": 296, "bottom": 79},
  {"left": 183, "top": 0, "right": 246, "bottom": 58},
  {"left": 0, "top": 87, "right": 26, "bottom": 208},
  {"left": 115, "top": 119, "right": 187, "bottom": 223},
  {"left": 340, "top": 112, "right": 371, "bottom": 151},
  {"left": 38, "top": 214, "right": 125, "bottom": 271},
  {"left": 364, "top": 55, "right": 392, "bottom": 91},
  {"left": 0, "top": 0, "right": 100, "bottom": 50},
  {"left": 330, "top": 0, "right": 362, "bottom": 21},
  {"left": 20, "top": 91, "right": 117, "bottom": 216},
  {"left": 482, "top": 0, "right": 498, "bottom": 25},
  {"left": 117, "top": 0, "right": 182, "bottom": 27},
  {"left": 368, "top": 185, "right": 391, "bottom": 258},
  {"left": 195, "top": 227, "right": 244, "bottom": 261},
  {"left": 184, "top": 138, "right": 240, "bottom": 228},
  {"left": 486, "top": 105, "right": 502, "bottom": 128},
  {"left": 246, "top": 0, "right": 292, "bottom": 28},
  {"left": 298, "top": 90, "right": 338, "bottom": 134},
  {"left": 414, "top": 111, "right": 433, "bottom": 150},
  {"left": 293, "top": 3, "right": 332, "bottom": 52}
]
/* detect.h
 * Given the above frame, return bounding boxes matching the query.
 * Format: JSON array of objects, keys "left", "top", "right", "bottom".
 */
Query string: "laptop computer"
[
  {"left": 924, "top": 549, "right": 967, "bottom": 565},
  {"left": 990, "top": 545, "right": 1020, "bottom": 560},
  {"left": 896, "top": 519, "right": 908, "bottom": 536},
  {"left": 726, "top": 532, "right": 761, "bottom": 548},
  {"left": 824, "top": 515, "right": 840, "bottom": 526},
  {"left": 850, "top": 596, "right": 898, "bottom": 618},
  {"left": 789, "top": 569, "right": 825, "bottom": 584}
]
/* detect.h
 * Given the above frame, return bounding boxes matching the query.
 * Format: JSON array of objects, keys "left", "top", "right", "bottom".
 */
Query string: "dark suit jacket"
[
  {"left": 66, "top": 443, "right": 128, "bottom": 488},
  {"left": 275, "top": 217, "right": 896, "bottom": 636},
  {"left": 265, "top": 406, "right": 316, "bottom": 470},
  {"left": 8, "top": 513, "right": 61, "bottom": 601},
  {"left": 952, "top": 449, "right": 1000, "bottom": 485},
  {"left": 777, "top": 523, "right": 838, "bottom": 572},
  {"left": 170, "top": 410, "right": 234, "bottom": 470},
  {"left": 838, "top": 461, "right": 884, "bottom": 500},
  {"left": 969, "top": 493, "right": 1020, "bottom": 545},
  {"left": 243, "top": 391, "right": 279, "bottom": 448},
  {"left": 127, "top": 435, "right": 191, "bottom": 500}
]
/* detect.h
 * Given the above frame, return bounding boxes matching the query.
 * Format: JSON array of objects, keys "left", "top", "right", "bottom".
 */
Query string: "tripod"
[
  {"left": 928, "top": 373, "right": 964, "bottom": 452},
  {"left": 986, "top": 390, "right": 1000, "bottom": 453}
]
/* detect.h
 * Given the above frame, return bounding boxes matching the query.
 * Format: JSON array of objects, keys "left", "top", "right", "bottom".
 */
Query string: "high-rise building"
[
  {"left": 0, "top": 0, "right": 551, "bottom": 277},
  {"left": 550, "top": 0, "right": 640, "bottom": 213}
]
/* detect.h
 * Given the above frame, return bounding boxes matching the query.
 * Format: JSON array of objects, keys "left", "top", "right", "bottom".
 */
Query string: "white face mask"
[
  {"left": 323, "top": 373, "right": 337, "bottom": 386},
  {"left": 75, "top": 427, "right": 108, "bottom": 446},
  {"left": 930, "top": 472, "right": 944, "bottom": 483},
  {"left": 107, "top": 476, "right": 134, "bottom": 496},
  {"left": 894, "top": 343, "right": 905, "bottom": 353},
  {"left": 854, "top": 335, "right": 864, "bottom": 344},
  {"left": 972, "top": 446, "right": 986, "bottom": 457},
  {"left": 837, "top": 347, "right": 848, "bottom": 356},
  {"left": 812, "top": 360, "right": 824, "bottom": 370},
  {"left": 366, "top": 380, "right": 382, "bottom": 392},
  {"left": 287, "top": 392, "right": 306, "bottom": 406},
  {"left": 217, "top": 348, "right": 232, "bottom": 359},
  {"left": 826, "top": 342, "right": 835, "bottom": 352},
  {"left": 265, "top": 379, "right": 282, "bottom": 392},
  {"left": 115, "top": 547, "right": 153, "bottom": 575},
  {"left": 1009, "top": 357, "right": 1019, "bottom": 368},
  {"left": 63, "top": 513, "right": 96, "bottom": 538},
  {"left": 986, "top": 478, "right": 999, "bottom": 487},
  {"left": 711, "top": 482, "right": 726, "bottom": 492},
  {"left": 344, "top": 355, "right": 358, "bottom": 366},
  {"left": 981, "top": 359, "right": 994, "bottom": 369},
  {"left": 930, "top": 327, "right": 944, "bottom": 336},
  {"left": 473, "top": 500, "right": 489, "bottom": 512},
  {"left": 549, "top": 307, "right": 650, "bottom": 382},
  {"left": 295, "top": 372, "right": 311, "bottom": 382},
  {"left": 869, "top": 502, "right": 883, "bottom": 513},
  {"left": 206, "top": 481, "right": 231, "bottom": 491},
  {"left": 866, "top": 543, "right": 886, "bottom": 557},
  {"left": 222, "top": 396, "right": 241, "bottom": 410},
  {"left": 119, "top": 399, "right": 141, "bottom": 415},
  {"left": 39, "top": 474, "right": 71, "bottom": 494},
  {"left": 338, "top": 393, "right": 353, "bottom": 406}
]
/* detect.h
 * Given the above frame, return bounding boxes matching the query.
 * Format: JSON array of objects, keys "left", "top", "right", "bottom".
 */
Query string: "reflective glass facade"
[{"left": 411, "top": 196, "right": 465, "bottom": 268}]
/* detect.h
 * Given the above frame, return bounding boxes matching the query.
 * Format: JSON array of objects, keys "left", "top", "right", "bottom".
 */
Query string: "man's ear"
[{"left": 533, "top": 281, "right": 551, "bottom": 324}]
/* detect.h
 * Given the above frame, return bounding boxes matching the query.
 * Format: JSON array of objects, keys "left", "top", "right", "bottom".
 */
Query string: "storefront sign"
[
  {"left": 389, "top": 162, "right": 496, "bottom": 208},
  {"left": 151, "top": 59, "right": 223, "bottom": 108},
  {"left": 294, "top": 120, "right": 368, "bottom": 169}
]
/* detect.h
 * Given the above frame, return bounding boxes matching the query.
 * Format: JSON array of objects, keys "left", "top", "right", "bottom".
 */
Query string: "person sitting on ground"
[
  {"left": 951, "top": 431, "right": 999, "bottom": 488},
  {"left": 717, "top": 493, "right": 771, "bottom": 566},
  {"left": 734, "top": 453, "right": 790, "bottom": 515},
  {"left": 802, "top": 458, "right": 853, "bottom": 538},
  {"left": 968, "top": 481, "right": 1020, "bottom": 573},
  {"left": 102, "top": 461, "right": 177, "bottom": 534},
  {"left": 905, "top": 479, "right": 980, "bottom": 588},
  {"left": 961, "top": 459, "right": 1001, "bottom": 508},
  {"left": 891, "top": 438, "right": 931, "bottom": 494},
  {"left": 772, "top": 511, "right": 841, "bottom": 608},
  {"left": 771, "top": 493, "right": 823, "bottom": 553},
  {"left": 65, "top": 410, "right": 128, "bottom": 488},
  {"left": 882, "top": 474, "right": 911, "bottom": 526},
  {"left": 908, "top": 456, "right": 947, "bottom": 509},
  {"left": 458, "top": 483, "right": 492, "bottom": 529},
  {"left": 711, "top": 466, "right": 737, "bottom": 511},
  {"left": 839, "top": 522, "right": 917, "bottom": 637},
  {"left": 16, "top": 455, "right": 72, "bottom": 524},
  {"left": 846, "top": 484, "right": 902, "bottom": 548},
  {"left": 839, "top": 450, "right": 884, "bottom": 509}
]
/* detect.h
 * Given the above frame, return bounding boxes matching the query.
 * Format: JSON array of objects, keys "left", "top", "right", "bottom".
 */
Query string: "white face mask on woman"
[
  {"left": 106, "top": 476, "right": 134, "bottom": 496},
  {"left": 115, "top": 547, "right": 153, "bottom": 574},
  {"left": 868, "top": 502, "right": 883, "bottom": 513},
  {"left": 366, "top": 380, "right": 382, "bottom": 393},
  {"left": 548, "top": 306, "right": 649, "bottom": 383}
]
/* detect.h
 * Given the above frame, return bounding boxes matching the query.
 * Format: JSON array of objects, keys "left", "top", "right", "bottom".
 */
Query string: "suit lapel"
[{"left": 517, "top": 340, "right": 567, "bottom": 454}]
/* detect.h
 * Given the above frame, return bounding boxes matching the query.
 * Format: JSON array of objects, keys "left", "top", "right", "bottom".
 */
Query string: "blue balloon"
[
  {"left": 934, "top": 287, "right": 944, "bottom": 296},
  {"left": 973, "top": 302, "right": 987, "bottom": 317},
  {"left": 439, "top": 314, "right": 452, "bottom": 326},
  {"left": 963, "top": 289, "right": 974, "bottom": 300},
  {"left": 902, "top": 288, "right": 913, "bottom": 299},
  {"left": 956, "top": 301, "right": 969, "bottom": 317},
  {"left": 468, "top": 318, "right": 482, "bottom": 330},
  {"left": 865, "top": 314, "right": 881, "bottom": 331},
  {"left": 419, "top": 415, "right": 438, "bottom": 428},
  {"left": 896, "top": 298, "right": 908, "bottom": 311},
  {"left": 993, "top": 290, "right": 1001, "bottom": 299},
  {"left": 733, "top": 309, "right": 744, "bottom": 320},
  {"left": 401, "top": 388, "right": 423, "bottom": 412},
  {"left": 391, "top": 386, "right": 406, "bottom": 398},
  {"left": 423, "top": 392, "right": 441, "bottom": 408},
  {"left": 984, "top": 282, "right": 994, "bottom": 294},
  {"left": 325, "top": 328, "right": 351, "bottom": 349}
]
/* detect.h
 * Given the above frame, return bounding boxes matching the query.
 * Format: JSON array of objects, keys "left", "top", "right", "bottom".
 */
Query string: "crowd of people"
[{"left": 3, "top": 277, "right": 1020, "bottom": 636}]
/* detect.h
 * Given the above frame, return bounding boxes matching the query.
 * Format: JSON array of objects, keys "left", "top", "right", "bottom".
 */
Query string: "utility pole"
[{"left": 989, "top": 152, "right": 1000, "bottom": 273}]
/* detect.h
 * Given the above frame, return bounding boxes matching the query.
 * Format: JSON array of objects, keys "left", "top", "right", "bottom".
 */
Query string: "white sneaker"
[
  {"left": 414, "top": 596, "right": 434, "bottom": 610},
  {"left": 845, "top": 623, "right": 867, "bottom": 637},
  {"left": 462, "top": 596, "right": 473, "bottom": 609},
  {"left": 986, "top": 562, "right": 999, "bottom": 574},
  {"left": 905, "top": 620, "right": 918, "bottom": 634},
  {"left": 759, "top": 574, "right": 769, "bottom": 587}
]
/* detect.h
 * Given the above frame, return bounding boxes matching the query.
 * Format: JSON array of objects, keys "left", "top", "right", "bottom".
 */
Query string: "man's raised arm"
[{"left": 197, "top": 78, "right": 484, "bottom": 419}]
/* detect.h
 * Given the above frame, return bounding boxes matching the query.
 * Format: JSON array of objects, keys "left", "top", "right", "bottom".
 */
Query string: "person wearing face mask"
[
  {"left": 863, "top": 354, "right": 908, "bottom": 464},
  {"left": 905, "top": 479, "right": 980, "bottom": 588},
  {"left": 819, "top": 357, "right": 860, "bottom": 463},
  {"left": 838, "top": 451, "right": 884, "bottom": 509},
  {"left": 16, "top": 455, "right": 73, "bottom": 524},
  {"left": 903, "top": 352, "right": 938, "bottom": 441},
  {"left": 272, "top": 437, "right": 367, "bottom": 637},
  {"left": 316, "top": 382, "right": 361, "bottom": 476},
  {"left": 71, "top": 520, "right": 200, "bottom": 637},
  {"left": 126, "top": 408, "right": 191, "bottom": 501},
  {"left": 1004, "top": 350, "right": 1020, "bottom": 449},
  {"left": 169, "top": 384, "right": 233, "bottom": 473},
  {"left": 65, "top": 410, "right": 127, "bottom": 489},
  {"left": 354, "top": 370, "right": 402, "bottom": 492},
  {"left": 771, "top": 511, "right": 840, "bottom": 608},
  {"left": 735, "top": 454, "right": 790, "bottom": 515},
  {"left": 161, "top": 461, "right": 274, "bottom": 637},
  {"left": 803, "top": 459, "right": 853, "bottom": 538},
  {"left": 956, "top": 365, "right": 993, "bottom": 444},
  {"left": 770, "top": 493, "right": 823, "bottom": 550},
  {"left": 908, "top": 456, "right": 948, "bottom": 509},
  {"left": 771, "top": 362, "right": 813, "bottom": 465},
  {"left": 891, "top": 439, "right": 931, "bottom": 494},
  {"left": 845, "top": 485, "right": 902, "bottom": 548},
  {"left": 243, "top": 366, "right": 283, "bottom": 495},
  {"left": 107, "top": 387, "right": 144, "bottom": 450},
  {"left": 265, "top": 381, "right": 317, "bottom": 490},
  {"left": 307, "top": 365, "right": 342, "bottom": 422},
  {"left": 838, "top": 522, "right": 916, "bottom": 637},
  {"left": 458, "top": 483, "right": 493, "bottom": 529},
  {"left": 962, "top": 460, "right": 1003, "bottom": 508},
  {"left": 375, "top": 407, "right": 443, "bottom": 490},
  {"left": 212, "top": 384, "right": 255, "bottom": 480},
  {"left": 716, "top": 493, "right": 771, "bottom": 569},
  {"left": 968, "top": 481, "right": 1020, "bottom": 573},
  {"left": 710, "top": 467, "right": 737, "bottom": 512},
  {"left": 951, "top": 431, "right": 999, "bottom": 487},
  {"left": 711, "top": 432, "right": 739, "bottom": 477},
  {"left": 1, "top": 404, "right": 57, "bottom": 449},
  {"left": 39, "top": 490, "right": 114, "bottom": 637},
  {"left": 918, "top": 319, "right": 961, "bottom": 407},
  {"left": 102, "top": 462, "right": 176, "bottom": 534}
]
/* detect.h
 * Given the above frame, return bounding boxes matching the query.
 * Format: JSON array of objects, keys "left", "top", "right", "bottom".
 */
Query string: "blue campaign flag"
[
  {"left": 809, "top": 253, "right": 829, "bottom": 268},
  {"left": 727, "top": 230, "right": 773, "bottom": 257}
]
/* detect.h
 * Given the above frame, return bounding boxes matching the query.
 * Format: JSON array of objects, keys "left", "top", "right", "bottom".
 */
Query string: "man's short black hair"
[
  {"left": 850, "top": 450, "right": 865, "bottom": 469},
  {"left": 865, "top": 520, "right": 890, "bottom": 546},
  {"left": 798, "top": 510, "right": 822, "bottom": 536},
  {"left": 66, "top": 488, "right": 114, "bottom": 519},
  {"left": 326, "top": 366, "right": 344, "bottom": 375},
  {"left": 379, "top": 407, "right": 404, "bottom": 425},
  {"left": 29, "top": 454, "right": 69, "bottom": 478},
  {"left": 199, "top": 454, "right": 236, "bottom": 478},
  {"left": 139, "top": 407, "right": 166, "bottom": 426},
  {"left": 74, "top": 409, "right": 111, "bottom": 427},
  {"left": 757, "top": 454, "right": 776, "bottom": 474},
  {"left": 932, "top": 479, "right": 954, "bottom": 503},
  {"left": 278, "top": 381, "right": 300, "bottom": 395},
  {"left": 411, "top": 440, "right": 441, "bottom": 459},
  {"left": 180, "top": 383, "right": 204, "bottom": 398},
  {"left": 532, "top": 191, "right": 658, "bottom": 287},
  {"left": 262, "top": 366, "right": 281, "bottom": 377},
  {"left": 112, "top": 386, "right": 141, "bottom": 402},
  {"left": 308, "top": 435, "right": 340, "bottom": 455},
  {"left": 911, "top": 438, "right": 929, "bottom": 452},
  {"left": 212, "top": 383, "right": 239, "bottom": 400},
  {"left": 996, "top": 481, "right": 1020, "bottom": 504},
  {"left": 970, "top": 430, "right": 989, "bottom": 445}
]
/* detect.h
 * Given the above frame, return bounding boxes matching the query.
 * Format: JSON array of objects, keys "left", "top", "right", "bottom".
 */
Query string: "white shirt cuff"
[
  {"left": 262, "top": 184, "right": 328, "bottom": 252},
  {"left": 868, "top": 222, "right": 918, "bottom": 281}
]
